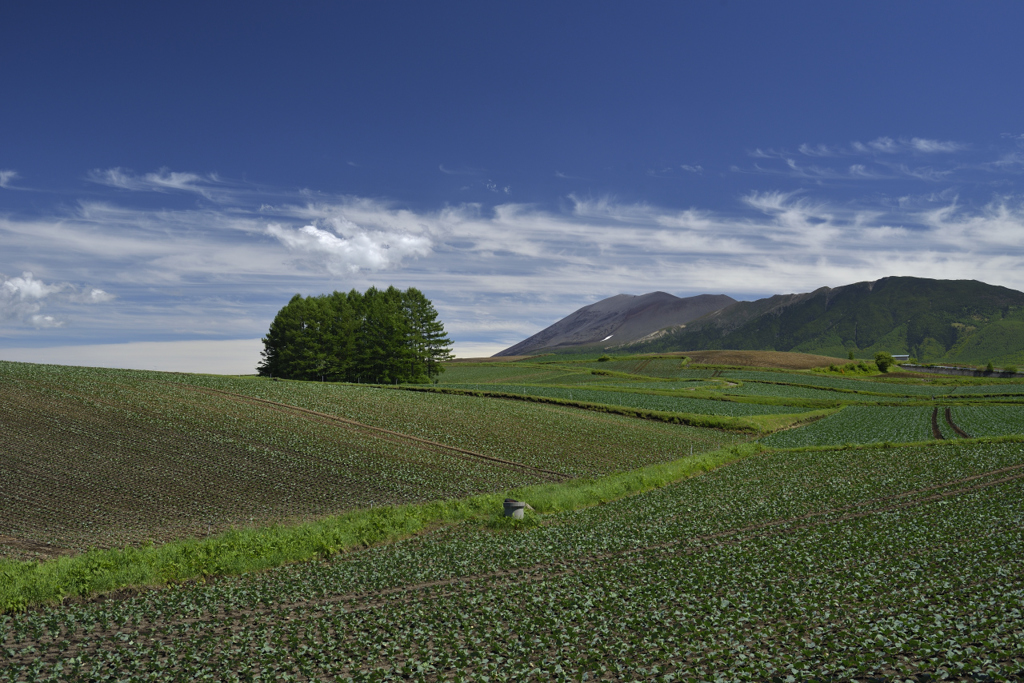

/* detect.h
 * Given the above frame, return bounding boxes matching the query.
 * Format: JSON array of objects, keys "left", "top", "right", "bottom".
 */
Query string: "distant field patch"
[
  {"left": 437, "top": 363, "right": 583, "bottom": 385},
  {"left": 442, "top": 383, "right": 814, "bottom": 417},
  {"left": 579, "top": 357, "right": 689, "bottom": 378},
  {"left": 759, "top": 405, "right": 936, "bottom": 447},
  {"left": 950, "top": 405, "right": 1024, "bottom": 438},
  {"left": 678, "top": 349, "right": 849, "bottom": 369}
]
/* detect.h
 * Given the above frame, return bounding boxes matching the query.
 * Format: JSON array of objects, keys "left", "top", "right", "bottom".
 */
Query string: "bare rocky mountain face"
[{"left": 494, "top": 292, "right": 736, "bottom": 357}]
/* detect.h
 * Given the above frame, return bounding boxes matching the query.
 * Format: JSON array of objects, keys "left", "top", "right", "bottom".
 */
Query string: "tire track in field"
[
  {"left": 931, "top": 406, "right": 945, "bottom": 439},
  {"left": 945, "top": 406, "right": 972, "bottom": 438},
  {"left": 11, "top": 463, "right": 1023, "bottom": 665},
  {"left": 180, "top": 385, "right": 570, "bottom": 482}
]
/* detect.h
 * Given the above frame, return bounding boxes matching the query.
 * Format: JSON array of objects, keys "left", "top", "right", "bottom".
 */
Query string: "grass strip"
[{"left": 0, "top": 442, "right": 765, "bottom": 614}]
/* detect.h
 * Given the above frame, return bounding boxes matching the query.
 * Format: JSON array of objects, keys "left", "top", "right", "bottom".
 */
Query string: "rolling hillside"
[{"left": 0, "top": 360, "right": 741, "bottom": 561}]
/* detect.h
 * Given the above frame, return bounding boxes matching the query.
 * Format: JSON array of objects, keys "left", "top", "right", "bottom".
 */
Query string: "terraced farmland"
[{"left": 3, "top": 440, "right": 1021, "bottom": 681}]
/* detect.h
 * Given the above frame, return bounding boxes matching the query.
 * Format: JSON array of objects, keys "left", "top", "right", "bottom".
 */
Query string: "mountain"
[
  {"left": 494, "top": 292, "right": 736, "bottom": 357},
  {"left": 623, "top": 277, "right": 1024, "bottom": 365}
]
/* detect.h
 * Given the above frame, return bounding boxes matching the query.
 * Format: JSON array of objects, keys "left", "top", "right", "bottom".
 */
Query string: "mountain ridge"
[
  {"left": 494, "top": 291, "right": 736, "bottom": 356},
  {"left": 496, "top": 277, "right": 1024, "bottom": 365}
]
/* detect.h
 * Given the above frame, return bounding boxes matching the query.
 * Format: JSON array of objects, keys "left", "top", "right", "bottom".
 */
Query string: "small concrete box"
[{"left": 503, "top": 499, "right": 526, "bottom": 519}]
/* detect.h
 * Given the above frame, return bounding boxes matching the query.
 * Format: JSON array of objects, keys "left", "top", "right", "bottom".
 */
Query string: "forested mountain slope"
[{"left": 626, "top": 277, "right": 1024, "bottom": 364}]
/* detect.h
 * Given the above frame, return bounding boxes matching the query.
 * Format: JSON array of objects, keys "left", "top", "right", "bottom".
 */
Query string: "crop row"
[
  {"left": 0, "top": 377, "right": 546, "bottom": 560},
  {"left": 949, "top": 382, "right": 1024, "bottom": 395},
  {"left": 721, "top": 370, "right": 953, "bottom": 396},
  {"left": 438, "top": 383, "right": 811, "bottom": 416},
  {"left": 437, "top": 364, "right": 585, "bottom": 385},
  {"left": 759, "top": 405, "right": 936, "bottom": 448},
  {"left": 718, "top": 380, "right": 897, "bottom": 402},
  {"left": 950, "top": 405, "right": 1024, "bottom": 438},
  {"left": 3, "top": 441, "right": 1022, "bottom": 680},
  {"left": 0, "top": 362, "right": 745, "bottom": 558}
]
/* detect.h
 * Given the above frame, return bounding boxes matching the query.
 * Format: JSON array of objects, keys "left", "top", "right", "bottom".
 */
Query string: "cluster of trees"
[{"left": 257, "top": 286, "right": 453, "bottom": 383}]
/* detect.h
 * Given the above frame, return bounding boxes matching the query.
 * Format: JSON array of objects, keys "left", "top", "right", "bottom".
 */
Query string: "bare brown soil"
[
  {"left": 932, "top": 407, "right": 945, "bottom": 439},
  {"left": 660, "top": 349, "right": 850, "bottom": 369}
]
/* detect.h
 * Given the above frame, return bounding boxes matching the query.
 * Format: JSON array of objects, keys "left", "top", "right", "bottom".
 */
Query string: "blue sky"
[{"left": 2, "top": 2, "right": 1024, "bottom": 371}]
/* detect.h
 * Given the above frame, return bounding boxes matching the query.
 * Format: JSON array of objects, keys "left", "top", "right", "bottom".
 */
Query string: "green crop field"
[
  {"left": 760, "top": 405, "right": 936, "bottom": 447},
  {"left": 0, "top": 361, "right": 745, "bottom": 561},
  {"left": 950, "top": 405, "right": 1024, "bottom": 438},
  {"left": 4, "top": 354, "right": 1024, "bottom": 680},
  {"left": 2, "top": 440, "right": 1022, "bottom": 681},
  {"left": 438, "top": 383, "right": 815, "bottom": 416}
]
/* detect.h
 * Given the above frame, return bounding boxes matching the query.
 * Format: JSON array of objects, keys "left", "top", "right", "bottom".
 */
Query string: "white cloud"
[
  {"left": 850, "top": 137, "right": 966, "bottom": 155},
  {"left": 88, "top": 167, "right": 222, "bottom": 199},
  {"left": 680, "top": 164, "right": 704, "bottom": 174},
  {"left": 867, "top": 137, "right": 899, "bottom": 153},
  {"left": 2, "top": 272, "right": 65, "bottom": 301},
  {"left": 29, "top": 314, "right": 62, "bottom": 328},
  {"left": 909, "top": 138, "right": 966, "bottom": 153},
  {"left": 5, "top": 167, "right": 1024, "bottom": 352},
  {"left": 450, "top": 341, "right": 510, "bottom": 358},
  {"left": 798, "top": 143, "right": 836, "bottom": 157},
  {"left": 0, "top": 272, "right": 113, "bottom": 328},
  {"left": 266, "top": 216, "right": 432, "bottom": 275},
  {"left": 0, "top": 170, "right": 19, "bottom": 189}
]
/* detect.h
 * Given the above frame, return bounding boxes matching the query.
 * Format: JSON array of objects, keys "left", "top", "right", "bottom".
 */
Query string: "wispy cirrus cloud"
[
  {"left": 0, "top": 170, "right": 19, "bottom": 189},
  {"left": 741, "top": 135, "right": 989, "bottom": 185},
  {"left": 850, "top": 136, "right": 967, "bottom": 155},
  {"left": 4, "top": 164, "right": 1024, "bottom": 356},
  {"left": 87, "top": 167, "right": 224, "bottom": 199}
]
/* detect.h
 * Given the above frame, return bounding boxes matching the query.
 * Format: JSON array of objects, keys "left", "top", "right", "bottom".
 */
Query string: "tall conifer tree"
[{"left": 258, "top": 287, "right": 452, "bottom": 383}]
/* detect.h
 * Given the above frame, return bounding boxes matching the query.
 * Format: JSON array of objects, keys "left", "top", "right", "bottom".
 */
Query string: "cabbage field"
[
  {"left": 0, "top": 361, "right": 745, "bottom": 561},
  {"left": 2, "top": 440, "right": 1022, "bottom": 681},
  {"left": 4, "top": 354, "right": 1024, "bottom": 680}
]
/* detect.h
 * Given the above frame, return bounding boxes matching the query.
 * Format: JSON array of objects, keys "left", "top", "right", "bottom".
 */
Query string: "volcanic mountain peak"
[{"left": 494, "top": 291, "right": 736, "bottom": 356}]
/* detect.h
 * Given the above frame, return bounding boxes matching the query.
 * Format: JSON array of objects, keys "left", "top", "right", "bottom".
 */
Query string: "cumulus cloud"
[
  {"left": 266, "top": 215, "right": 432, "bottom": 275},
  {"left": 680, "top": 164, "right": 704, "bottom": 174},
  {"left": 0, "top": 272, "right": 113, "bottom": 328}
]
